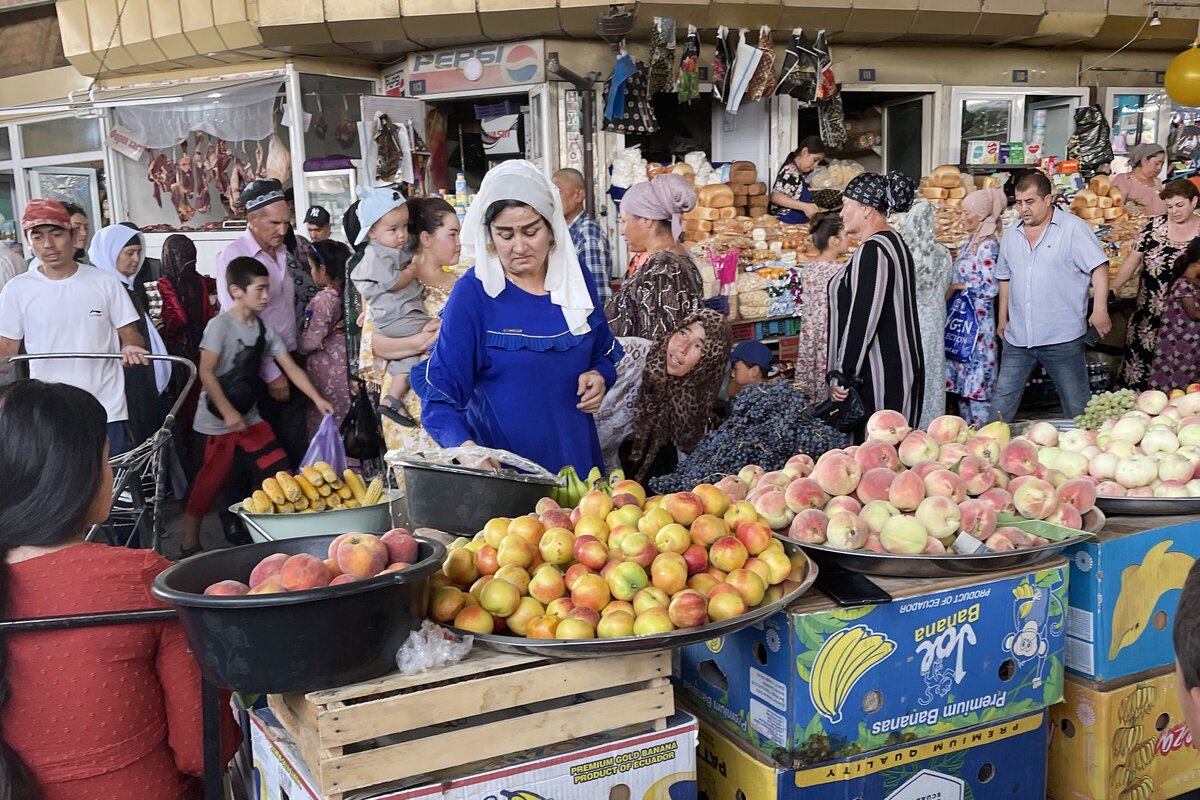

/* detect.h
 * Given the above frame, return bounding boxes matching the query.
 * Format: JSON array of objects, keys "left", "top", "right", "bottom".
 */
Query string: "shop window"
[
  {"left": 0, "top": 171, "right": 16, "bottom": 243},
  {"left": 1111, "top": 93, "right": 1159, "bottom": 150},
  {"left": 20, "top": 116, "right": 102, "bottom": 158},
  {"left": 960, "top": 99, "right": 1013, "bottom": 164},
  {"left": 0, "top": 128, "right": 11, "bottom": 162},
  {"left": 299, "top": 74, "right": 374, "bottom": 162}
]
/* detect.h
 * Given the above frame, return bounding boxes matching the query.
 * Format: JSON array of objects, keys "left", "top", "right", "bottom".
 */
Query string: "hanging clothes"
[
  {"left": 677, "top": 25, "right": 701, "bottom": 104},
  {"left": 818, "top": 94, "right": 848, "bottom": 150},
  {"left": 711, "top": 26, "right": 732, "bottom": 104},
  {"left": 647, "top": 18, "right": 677, "bottom": 95},
  {"left": 603, "top": 62, "right": 658, "bottom": 135},
  {"left": 813, "top": 30, "right": 837, "bottom": 101},
  {"left": 745, "top": 26, "right": 776, "bottom": 102},
  {"left": 604, "top": 52, "right": 639, "bottom": 122},
  {"left": 775, "top": 28, "right": 819, "bottom": 104},
  {"left": 725, "top": 29, "right": 762, "bottom": 114}
]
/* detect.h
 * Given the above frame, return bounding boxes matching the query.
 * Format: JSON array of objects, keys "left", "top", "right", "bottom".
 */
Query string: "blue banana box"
[
  {"left": 676, "top": 559, "right": 1067, "bottom": 766},
  {"left": 696, "top": 708, "right": 1048, "bottom": 800},
  {"left": 1062, "top": 514, "right": 1200, "bottom": 684}
]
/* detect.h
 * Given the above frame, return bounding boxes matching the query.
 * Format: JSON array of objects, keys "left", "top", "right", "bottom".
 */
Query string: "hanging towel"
[{"left": 724, "top": 28, "right": 763, "bottom": 114}]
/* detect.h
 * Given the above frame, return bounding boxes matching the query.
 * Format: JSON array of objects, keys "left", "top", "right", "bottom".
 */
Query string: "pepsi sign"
[{"left": 406, "top": 40, "right": 545, "bottom": 95}]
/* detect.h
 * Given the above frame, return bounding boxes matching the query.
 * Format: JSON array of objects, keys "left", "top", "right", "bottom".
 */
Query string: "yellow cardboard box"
[{"left": 1048, "top": 668, "right": 1200, "bottom": 799}]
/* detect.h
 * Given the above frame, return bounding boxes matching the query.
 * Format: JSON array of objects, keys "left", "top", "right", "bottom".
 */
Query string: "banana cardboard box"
[
  {"left": 1048, "top": 668, "right": 1200, "bottom": 800},
  {"left": 249, "top": 707, "right": 697, "bottom": 800},
  {"left": 1062, "top": 514, "right": 1200, "bottom": 683},
  {"left": 676, "top": 560, "right": 1067, "bottom": 766},
  {"left": 695, "top": 709, "right": 1048, "bottom": 800}
]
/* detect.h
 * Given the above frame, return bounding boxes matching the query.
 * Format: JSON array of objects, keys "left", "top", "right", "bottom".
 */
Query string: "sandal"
[{"left": 378, "top": 397, "right": 417, "bottom": 428}]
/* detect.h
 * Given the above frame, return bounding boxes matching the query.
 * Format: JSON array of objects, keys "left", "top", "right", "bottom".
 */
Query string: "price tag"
[{"left": 952, "top": 532, "right": 992, "bottom": 555}]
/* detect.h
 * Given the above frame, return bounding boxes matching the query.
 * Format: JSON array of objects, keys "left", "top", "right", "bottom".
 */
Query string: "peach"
[
  {"left": 725, "top": 568, "right": 767, "bottom": 607},
  {"left": 887, "top": 470, "right": 926, "bottom": 512},
  {"left": 682, "top": 543, "right": 710, "bottom": 575},
  {"left": 249, "top": 553, "right": 289, "bottom": 588},
  {"left": 738, "top": 464, "right": 766, "bottom": 488},
  {"left": 1045, "top": 504, "right": 1083, "bottom": 529},
  {"left": 1025, "top": 421, "right": 1060, "bottom": 448},
  {"left": 784, "top": 477, "right": 829, "bottom": 514},
  {"left": 474, "top": 544, "right": 500, "bottom": 576},
  {"left": 247, "top": 577, "right": 286, "bottom": 595},
  {"left": 812, "top": 452, "right": 863, "bottom": 497},
  {"left": 1112, "top": 417, "right": 1148, "bottom": 444},
  {"left": 493, "top": 564, "right": 530, "bottom": 594},
  {"left": 735, "top": 520, "right": 774, "bottom": 555},
  {"left": 279, "top": 553, "right": 333, "bottom": 591},
  {"left": 205, "top": 580, "right": 250, "bottom": 596},
  {"left": 923, "top": 537, "right": 947, "bottom": 555},
  {"left": 911, "top": 460, "right": 944, "bottom": 480},
  {"left": 602, "top": 600, "right": 635, "bottom": 617},
  {"left": 612, "top": 480, "right": 648, "bottom": 505},
  {"left": 546, "top": 597, "right": 576, "bottom": 620},
  {"left": 958, "top": 499, "right": 997, "bottom": 540},
  {"left": 856, "top": 468, "right": 897, "bottom": 504},
  {"left": 608, "top": 524, "right": 637, "bottom": 550},
  {"left": 479, "top": 577, "right": 522, "bottom": 617},
  {"left": 654, "top": 523, "right": 692, "bottom": 554},
  {"left": 826, "top": 511, "right": 869, "bottom": 550},
  {"left": 430, "top": 586, "right": 469, "bottom": 623},
  {"left": 607, "top": 505, "right": 642, "bottom": 530},
  {"left": 620, "top": 532, "right": 658, "bottom": 568},
  {"left": 964, "top": 435, "right": 1002, "bottom": 466},
  {"left": 632, "top": 586, "right": 670, "bottom": 615},
  {"left": 690, "top": 514, "right": 730, "bottom": 547},
  {"left": 759, "top": 548, "right": 793, "bottom": 585},
  {"left": 496, "top": 534, "right": 536, "bottom": 570},
  {"left": 556, "top": 617, "right": 596, "bottom": 639},
  {"left": 571, "top": 573, "right": 612, "bottom": 612},
  {"left": 924, "top": 469, "right": 967, "bottom": 503},
  {"left": 714, "top": 475, "right": 749, "bottom": 502},
  {"left": 1012, "top": 477, "right": 1057, "bottom": 520},
  {"left": 506, "top": 596, "right": 546, "bottom": 636},
  {"left": 636, "top": 507, "right": 674, "bottom": 537},
  {"left": 507, "top": 515, "right": 545, "bottom": 546},
  {"left": 443, "top": 548, "right": 479, "bottom": 586},
  {"left": 788, "top": 508, "right": 829, "bottom": 544},
  {"left": 537, "top": 528, "right": 574, "bottom": 566},
  {"left": 633, "top": 607, "right": 676, "bottom": 635},
  {"left": 709, "top": 536, "right": 749, "bottom": 571},
  {"left": 957, "top": 455, "right": 996, "bottom": 496},
  {"left": 978, "top": 488, "right": 1015, "bottom": 515},
  {"left": 866, "top": 409, "right": 912, "bottom": 445},
  {"left": 983, "top": 532, "right": 1016, "bottom": 552},
  {"left": 784, "top": 453, "right": 815, "bottom": 478},
  {"left": 937, "top": 443, "right": 969, "bottom": 470},
  {"left": 1060, "top": 429, "right": 1097, "bottom": 454},
  {"left": 597, "top": 610, "right": 636, "bottom": 638},
  {"left": 707, "top": 591, "right": 749, "bottom": 622},
  {"left": 668, "top": 589, "right": 710, "bottom": 628},
  {"left": 692, "top": 483, "right": 732, "bottom": 517},
  {"left": 898, "top": 431, "right": 941, "bottom": 467},
  {"left": 1155, "top": 480, "right": 1191, "bottom": 497},
  {"left": 665, "top": 492, "right": 705, "bottom": 525},
  {"left": 577, "top": 490, "right": 614, "bottom": 520},
  {"left": 566, "top": 535, "right": 603, "bottom": 571},
  {"left": 1000, "top": 438, "right": 1040, "bottom": 477},
  {"left": 880, "top": 516, "right": 929, "bottom": 555},
  {"left": 992, "top": 467, "right": 1010, "bottom": 489},
  {"left": 746, "top": 485, "right": 773, "bottom": 504},
  {"left": 334, "top": 534, "right": 389, "bottom": 579},
  {"left": 1137, "top": 389, "right": 1170, "bottom": 415},
  {"left": 915, "top": 496, "right": 962, "bottom": 540},
  {"left": 864, "top": 532, "right": 886, "bottom": 553},
  {"left": 723, "top": 501, "right": 758, "bottom": 532},
  {"left": 610, "top": 494, "right": 642, "bottom": 513},
  {"left": 381, "top": 562, "right": 409, "bottom": 573},
  {"left": 1158, "top": 453, "right": 1194, "bottom": 483},
  {"left": 535, "top": 496, "right": 560, "bottom": 515},
  {"left": 752, "top": 490, "right": 794, "bottom": 530},
  {"left": 539, "top": 508, "right": 574, "bottom": 532},
  {"left": 327, "top": 533, "right": 353, "bottom": 562},
  {"left": 453, "top": 605, "right": 495, "bottom": 634},
  {"left": 855, "top": 439, "right": 901, "bottom": 473},
  {"left": 528, "top": 564, "right": 567, "bottom": 604},
  {"left": 1055, "top": 477, "right": 1098, "bottom": 514},
  {"left": 825, "top": 496, "right": 863, "bottom": 516},
  {"left": 1088, "top": 452, "right": 1119, "bottom": 481},
  {"left": 573, "top": 515, "right": 609, "bottom": 545},
  {"left": 688, "top": 573, "right": 720, "bottom": 596},
  {"left": 563, "top": 563, "right": 593, "bottom": 590},
  {"left": 860, "top": 500, "right": 901, "bottom": 534},
  {"left": 742, "top": 557, "right": 770, "bottom": 585},
  {"left": 527, "top": 615, "right": 561, "bottom": 639},
  {"left": 649, "top": 552, "right": 688, "bottom": 595},
  {"left": 469, "top": 575, "right": 493, "bottom": 600},
  {"left": 381, "top": 528, "right": 418, "bottom": 564},
  {"left": 607, "top": 560, "right": 650, "bottom": 601},
  {"left": 482, "top": 517, "right": 512, "bottom": 548},
  {"left": 928, "top": 414, "right": 969, "bottom": 445}
]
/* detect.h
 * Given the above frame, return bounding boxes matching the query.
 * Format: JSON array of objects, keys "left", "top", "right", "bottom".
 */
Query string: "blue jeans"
[{"left": 992, "top": 337, "right": 1091, "bottom": 423}]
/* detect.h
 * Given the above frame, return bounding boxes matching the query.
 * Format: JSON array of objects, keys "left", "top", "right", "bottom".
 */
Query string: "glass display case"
[{"left": 304, "top": 168, "right": 356, "bottom": 241}]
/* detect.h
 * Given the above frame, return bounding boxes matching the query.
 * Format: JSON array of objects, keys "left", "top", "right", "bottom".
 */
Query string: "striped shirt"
[{"left": 827, "top": 229, "right": 925, "bottom": 427}]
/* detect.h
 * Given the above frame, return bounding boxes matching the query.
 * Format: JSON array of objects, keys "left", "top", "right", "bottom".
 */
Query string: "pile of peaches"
[
  {"left": 754, "top": 410, "right": 1099, "bottom": 557},
  {"left": 202, "top": 529, "right": 420, "bottom": 596},
  {"left": 428, "top": 481, "right": 808, "bottom": 640}
]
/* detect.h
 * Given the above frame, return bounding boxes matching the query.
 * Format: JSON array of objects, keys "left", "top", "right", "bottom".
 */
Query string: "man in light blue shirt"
[{"left": 992, "top": 172, "right": 1111, "bottom": 423}]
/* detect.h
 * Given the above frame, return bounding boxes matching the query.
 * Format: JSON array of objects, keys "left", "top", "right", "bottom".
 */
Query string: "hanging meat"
[
  {"left": 146, "top": 150, "right": 174, "bottom": 208},
  {"left": 170, "top": 164, "right": 196, "bottom": 224},
  {"left": 265, "top": 130, "right": 291, "bottom": 183},
  {"left": 334, "top": 96, "right": 356, "bottom": 149},
  {"left": 312, "top": 95, "right": 327, "bottom": 140},
  {"left": 178, "top": 141, "right": 194, "bottom": 197},
  {"left": 254, "top": 140, "right": 266, "bottom": 179},
  {"left": 193, "top": 134, "right": 211, "bottom": 216},
  {"left": 229, "top": 155, "right": 253, "bottom": 216},
  {"left": 213, "top": 140, "right": 234, "bottom": 215},
  {"left": 374, "top": 113, "right": 403, "bottom": 185}
]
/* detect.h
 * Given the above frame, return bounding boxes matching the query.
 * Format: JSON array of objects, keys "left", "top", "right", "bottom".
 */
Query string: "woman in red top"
[{"left": 0, "top": 380, "right": 237, "bottom": 799}]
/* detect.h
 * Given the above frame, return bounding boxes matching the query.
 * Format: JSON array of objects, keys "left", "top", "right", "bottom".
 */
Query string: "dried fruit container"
[{"left": 151, "top": 534, "right": 445, "bottom": 693}]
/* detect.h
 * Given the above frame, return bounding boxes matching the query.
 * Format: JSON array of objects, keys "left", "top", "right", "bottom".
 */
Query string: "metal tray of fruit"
[
  {"left": 1093, "top": 496, "right": 1200, "bottom": 517},
  {"left": 451, "top": 542, "right": 818, "bottom": 658},
  {"left": 1011, "top": 418, "right": 1078, "bottom": 434},
  {"left": 791, "top": 508, "right": 1104, "bottom": 578}
]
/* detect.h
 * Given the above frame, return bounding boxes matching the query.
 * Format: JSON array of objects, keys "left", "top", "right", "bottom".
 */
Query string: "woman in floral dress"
[
  {"left": 946, "top": 188, "right": 1005, "bottom": 428},
  {"left": 1149, "top": 239, "right": 1200, "bottom": 389},
  {"left": 794, "top": 212, "right": 849, "bottom": 404},
  {"left": 359, "top": 198, "right": 463, "bottom": 454},
  {"left": 896, "top": 200, "right": 953, "bottom": 429},
  {"left": 1112, "top": 179, "right": 1200, "bottom": 390}
]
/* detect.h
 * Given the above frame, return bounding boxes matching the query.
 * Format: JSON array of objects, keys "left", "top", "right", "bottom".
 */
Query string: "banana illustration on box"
[
  {"left": 1002, "top": 579, "right": 1053, "bottom": 689},
  {"left": 808, "top": 624, "right": 896, "bottom": 723},
  {"left": 1108, "top": 540, "right": 1196, "bottom": 660}
]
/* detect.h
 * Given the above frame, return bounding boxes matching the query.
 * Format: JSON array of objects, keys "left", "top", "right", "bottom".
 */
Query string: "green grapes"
[{"left": 1073, "top": 388, "right": 1136, "bottom": 429}]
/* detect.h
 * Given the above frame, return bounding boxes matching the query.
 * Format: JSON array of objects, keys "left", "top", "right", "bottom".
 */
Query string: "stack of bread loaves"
[
  {"left": 728, "top": 161, "right": 768, "bottom": 218},
  {"left": 681, "top": 183, "right": 738, "bottom": 244},
  {"left": 1070, "top": 174, "right": 1127, "bottom": 228},
  {"left": 919, "top": 165, "right": 969, "bottom": 209}
]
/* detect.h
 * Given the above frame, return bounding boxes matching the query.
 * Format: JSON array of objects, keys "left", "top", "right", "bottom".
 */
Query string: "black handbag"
[
  {"left": 206, "top": 318, "right": 266, "bottom": 416},
  {"left": 809, "top": 370, "right": 866, "bottom": 433}
]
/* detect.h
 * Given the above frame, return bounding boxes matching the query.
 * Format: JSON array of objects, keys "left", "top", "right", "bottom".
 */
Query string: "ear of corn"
[
  {"left": 276, "top": 471, "right": 302, "bottom": 502},
  {"left": 313, "top": 461, "right": 338, "bottom": 484},
  {"left": 344, "top": 470, "right": 368, "bottom": 503},
  {"left": 343, "top": 498, "right": 361, "bottom": 509},
  {"left": 300, "top": 465, "right": 325, "bottom": 487},
  {"left": 294, "top": 474, "right": 320, "bottom": 502},
  {"left": 363, "top": 477, "right": 384, "bottom": 505},
  {"left": 318, "top": 483, "right": 333, "bottom": 497},
  {"left": 261, "top": 478, "right": 286, "bottom": 506}
]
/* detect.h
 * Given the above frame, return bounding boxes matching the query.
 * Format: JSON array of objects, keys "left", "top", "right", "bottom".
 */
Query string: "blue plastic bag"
[
  {"left": 945, "top": 290, "right": 979, "bottom": 362},
  {"left": 301, "top": 413, "right": 348, "bottom": 474}
]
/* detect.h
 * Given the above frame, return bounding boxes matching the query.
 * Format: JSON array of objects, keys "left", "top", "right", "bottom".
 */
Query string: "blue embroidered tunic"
[{"left": 414, "top": 268, "right": 623, "bottom": 474}]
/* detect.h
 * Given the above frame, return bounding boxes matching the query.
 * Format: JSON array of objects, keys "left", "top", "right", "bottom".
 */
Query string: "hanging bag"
[
  {"left": 302, "top": 413, "right": 349, "bottom": 474},
  {"left": 342, "top": 387, "right": 385, "bottom": 460},
  {"left": 809, "top": 370, "right": 867, "bottom": 433},
  {"left": 206, "top": 318, "right": 266, "bottom": 416},
  {"left": 944, "top": 290, "right": 979, "bottom": 362}
]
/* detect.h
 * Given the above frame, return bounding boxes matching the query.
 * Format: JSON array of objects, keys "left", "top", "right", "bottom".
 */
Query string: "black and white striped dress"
[{"left": 826, "top": 229, "right": 925, "bottom": 433}]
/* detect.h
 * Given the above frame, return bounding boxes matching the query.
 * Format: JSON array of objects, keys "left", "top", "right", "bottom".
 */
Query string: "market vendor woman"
[
  {"left": 414, "top": 160, "right": 622, "bottom": 474},
  {"left": 767, "top": 136, "right": 827, "bottom": 224}
]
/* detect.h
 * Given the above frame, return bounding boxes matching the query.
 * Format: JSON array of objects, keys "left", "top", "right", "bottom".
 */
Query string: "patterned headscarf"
[
  {"left": 843, "top": 170, "right": 916, "bottom": 214},
  {"left": 627, "top": 309, "right": 732, "bottom": 480},
  {"left": 1128, "top": 142, "right": 1165, "bottom": 168},
  {"left": 961, "top": 188, "right": 1006, "bottom": 249},
  {"left": 621, "top": 174, "right": 697, "bottom": 240}
]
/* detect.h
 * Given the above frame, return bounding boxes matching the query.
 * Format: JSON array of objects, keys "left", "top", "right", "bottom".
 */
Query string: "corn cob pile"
[{"left": 241, "top": 461, "right": 385, "bottom": 514}]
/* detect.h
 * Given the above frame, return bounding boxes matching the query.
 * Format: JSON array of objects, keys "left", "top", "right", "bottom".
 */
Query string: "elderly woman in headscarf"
[
  {"left": 945, "top": 188, "right": 1005, "bottom": 427},
  {"left": 606, "top": 174, "right": 704, "bottom": 340},
  {"left": 89, "top": 224, "right": 172, "bottom": 446},
  {"left": 894, "top": 200, "right": 953, "bottom": 429},
  {"left": 413, "top": 160, "right": 623, "bottom": 474},
  {"left": 1112, "top": 143, "right": 1168, "bottom": 216},
  {"left": 828, "top": 171, "right": 925, "bottom": 437},
  {"left": 594, "top": 309, "right": 732, "bottom": 479}
]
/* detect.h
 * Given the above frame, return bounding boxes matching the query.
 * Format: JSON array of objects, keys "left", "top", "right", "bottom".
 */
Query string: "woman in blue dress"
[
  {"left": 945, "top": 188, "right": 1004, "bottom": 428},
  {"left": 415, "top": 160, "right": 623, "bottom": 474}
]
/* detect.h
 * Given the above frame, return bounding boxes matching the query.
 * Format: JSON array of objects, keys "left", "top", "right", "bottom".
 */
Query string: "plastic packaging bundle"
[
  {"left": 395, "top": 621, "right": 473, "bottom": 676},
  {"left": 1068, "top": 105, "right": 1114, "bottom": 172},
  {"left": 610, "top": 145, "right": 650, "bottom": 189}
]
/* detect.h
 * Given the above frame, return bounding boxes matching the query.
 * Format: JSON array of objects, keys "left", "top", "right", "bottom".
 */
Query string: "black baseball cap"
[{"left": 305, "top": 205, "right": 331, "bottom": 227}]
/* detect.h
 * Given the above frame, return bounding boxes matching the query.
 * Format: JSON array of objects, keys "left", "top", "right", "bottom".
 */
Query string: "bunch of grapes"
[
  {"left": 1073, "top": 388, "right": 1136, "bottom": 429},
  {"left": 648, "top": 381, "right": 848, "bottom": 494}
]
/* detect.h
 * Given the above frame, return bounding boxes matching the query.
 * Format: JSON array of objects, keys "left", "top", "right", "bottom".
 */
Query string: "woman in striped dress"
[{"left": 827, "top": 171, "right": 925, "bottom": 438}]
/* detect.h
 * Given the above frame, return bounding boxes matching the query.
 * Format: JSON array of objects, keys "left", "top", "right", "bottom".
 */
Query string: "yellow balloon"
[{"left": 1165, "top": 46, "right": 1200, "bottom": 107}]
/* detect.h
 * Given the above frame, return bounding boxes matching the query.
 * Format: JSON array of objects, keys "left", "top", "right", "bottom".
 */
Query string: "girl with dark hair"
[
  {"left": 0, "top": 380, "right": 236, "bottom": 798},
  {"left": 299, "top": 239, "right": 353, "bottom": 435},
  {"left": 1148, "top": 241, "right": 1200, "bottom": 389},
  {"left": 794, "top": 212, "right": 849, "bottom": 403},
  {"left": 768, "top": 135, "right": 826, "bottom": 223}
]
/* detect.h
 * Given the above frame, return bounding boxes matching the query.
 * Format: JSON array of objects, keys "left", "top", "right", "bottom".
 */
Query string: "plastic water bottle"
[{"left": 455, "top": 172, "right": 467, "bottom": 195}]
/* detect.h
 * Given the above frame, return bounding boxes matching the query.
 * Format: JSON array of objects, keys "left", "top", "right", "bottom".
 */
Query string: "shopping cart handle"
[{"left": 9, "top": 352, "right": 198, "bottom": 420}]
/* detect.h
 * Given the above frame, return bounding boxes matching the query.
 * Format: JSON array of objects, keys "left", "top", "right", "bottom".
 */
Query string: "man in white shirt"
[{"left": 0, "top": 199, "right": 149, "bottom": 454}]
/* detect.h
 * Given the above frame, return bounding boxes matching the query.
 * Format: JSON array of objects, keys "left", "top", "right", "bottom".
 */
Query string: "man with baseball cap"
[
  {"left": 305, "top": 205, "right": 333, "bottom": 242},
  {"left": 0, "top": 199, "right": 149, "bottom": 453},
  {"left": 729, "top": 339, "right": 772, "bottom": 399}
]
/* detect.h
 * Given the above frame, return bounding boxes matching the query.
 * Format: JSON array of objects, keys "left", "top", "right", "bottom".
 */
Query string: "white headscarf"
[
  {"left": 461, "top": 160, "right": 595, "bottom": 335},
  {"left": 89, "top": 224, "right": 171, "bottom": 393}
]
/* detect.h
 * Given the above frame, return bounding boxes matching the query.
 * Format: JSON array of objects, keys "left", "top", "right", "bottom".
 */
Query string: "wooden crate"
[{"left": 267, "top": 648, "right": 673, "bottom": 800}]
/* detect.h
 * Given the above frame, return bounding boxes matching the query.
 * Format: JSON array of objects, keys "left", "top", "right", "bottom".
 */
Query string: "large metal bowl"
[
  {"left": 452, "top": 542, "right": 817, "bottom": 658},
  {"left": 791, "top": 508, "right": 1105, "bottom": 578},
  {"left": 232, "top": 489, "right": 402, "bottom": 542},
  {"left": 395, "top": 457, "right": 559, "bottom": 536}
]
